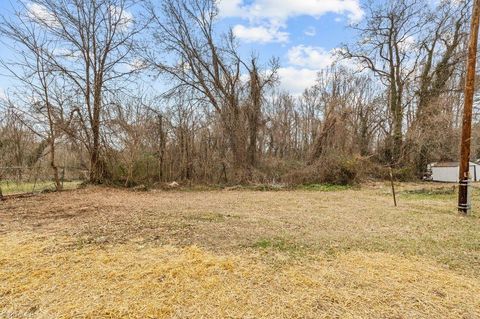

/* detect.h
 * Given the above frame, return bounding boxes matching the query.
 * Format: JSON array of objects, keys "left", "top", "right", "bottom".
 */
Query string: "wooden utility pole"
[{"left": 459, "top": 0, "right": 480, "bottom": 214}]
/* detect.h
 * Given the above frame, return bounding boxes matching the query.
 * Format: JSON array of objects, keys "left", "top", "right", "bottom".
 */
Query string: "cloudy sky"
[
  {"left": 0, "top": 0, "right": 367, "bottom": 98},
  {"left": 216, "top": 0, "right": 365, "bottom": 94}
]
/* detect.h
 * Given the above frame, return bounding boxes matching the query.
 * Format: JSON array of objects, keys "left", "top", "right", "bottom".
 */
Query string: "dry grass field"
[{"left": 1, "top": 183, "right": 480, "bottom": 318}]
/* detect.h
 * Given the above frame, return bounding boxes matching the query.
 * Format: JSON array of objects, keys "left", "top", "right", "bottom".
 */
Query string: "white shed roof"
[{"left": 430, "top": 162, "right": 479, "bottom": 168}]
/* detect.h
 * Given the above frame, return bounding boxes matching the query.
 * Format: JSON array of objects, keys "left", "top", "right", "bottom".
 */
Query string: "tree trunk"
[
  {"left": 49, "top": 137, "right": 61, "bottom": 191},
  {"left": 247, "top": 66, "right": 262, "bottom": 168},
  {"left": 222, "top": 103, "right": 249, "bottom": 183},
  {"left": 390, "top": 85, "right": 403, "bottom": 163},
  {"left": 89, "top": 89, "right": 103, "bottom": 184}
]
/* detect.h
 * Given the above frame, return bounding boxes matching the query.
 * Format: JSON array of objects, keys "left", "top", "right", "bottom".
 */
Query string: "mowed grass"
[
  {"left": 0, "top": 180, "right": 82, "bottom": 195},
  {"left": 0, "top": 183, "right": 479, "bottom": 318}
]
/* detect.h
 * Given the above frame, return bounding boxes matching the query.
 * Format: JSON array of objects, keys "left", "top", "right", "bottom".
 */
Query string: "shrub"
[{"left": 282, "top": 154, "right": 360, "bottom": 186}]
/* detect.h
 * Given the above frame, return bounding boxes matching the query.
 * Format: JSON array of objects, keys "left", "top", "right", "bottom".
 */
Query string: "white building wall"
[
  {"left": 431, "top": 164, "right": 480, "bottom": 182},
  {"left": 431, "top": 166, "right": 459, "bottom": 183},
  {"left": 473, "top": 165, "right": 479, "bottom": 181}
]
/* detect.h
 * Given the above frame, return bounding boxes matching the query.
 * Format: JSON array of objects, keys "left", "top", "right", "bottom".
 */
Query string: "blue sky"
[
  {"left": 213, "top": 0, "right": 364, "bottom": 94},
  {"left": 0, "top": 0, "right": 368, "bottom": 98}
]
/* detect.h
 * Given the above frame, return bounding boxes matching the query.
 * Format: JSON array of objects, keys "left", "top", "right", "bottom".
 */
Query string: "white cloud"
[
  {"left": 219, "top": 0, "right": 243, "bottom": 17},
  {"left": 219, "top": 0, "right": 363, "bottom": 22},
  {"left": 26, "top": 3, "right": 133, "bottom": 31},
  {"left": 233, "top": 24, "right": 289, "bottom": 43},
  {"left": 278, "top": 67, "right": 318, "bottom": 95},
  {"left": 52, "top": 47, "right": 82, "bottom": 60},
  {"left": 219, "top": 0, "right": 363, "bottom": 43},
  {"left": 304, "top": 27, "right": 316, "bottom": 37},
  {"left": 287, "top": 45, "right": 335, "bottom": 69},
  {"left": 26, "top": 3, "right": 59, "bottom": 27},
  {"left": 399, "top": 35, "right": 416, "bottom": 51},
  {"left": 278, "top": 46, "right": 347, "bottom": 94},
  {"left": 110, "top": 5, "right": 133, "bottom": 31},
  {"left": 0, "top": 88, "right": 5, "bottom": 100},
  {"left": 126, "top": 58, "right": 148, "bottom": 72}
]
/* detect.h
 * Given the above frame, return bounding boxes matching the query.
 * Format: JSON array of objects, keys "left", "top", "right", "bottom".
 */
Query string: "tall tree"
[
  {"left": 412, "top": 0, "right": 470, "bottom": 172},
  {"left": 1, "top": 0, "right": 146, "bottom": 183},
  {"left": 147, "top": 0, "right": 277, "bottom": 181},
  {"left": 342, "top": 0, "right": 425, "bottom": 163}
]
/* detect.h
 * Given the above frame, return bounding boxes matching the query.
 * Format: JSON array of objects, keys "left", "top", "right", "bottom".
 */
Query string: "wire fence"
[{"left": 0, "top": 166, "right": 88, "bottom": 197}]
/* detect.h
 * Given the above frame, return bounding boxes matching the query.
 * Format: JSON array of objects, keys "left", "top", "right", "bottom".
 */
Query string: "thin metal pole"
[
  {"left": 459, "top": 0, "right": 480, "bottom": 214},
  {"left": 389, "top": 167, "right": 397, "bottom": 207}
]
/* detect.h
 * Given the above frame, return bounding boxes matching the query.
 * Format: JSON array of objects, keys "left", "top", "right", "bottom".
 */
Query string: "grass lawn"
[
  {"left": 0, "top": 180, "right": 82, "bottom": 196},
  {"left": 0, "top": 183, "right": 479, "bottom": 318}
]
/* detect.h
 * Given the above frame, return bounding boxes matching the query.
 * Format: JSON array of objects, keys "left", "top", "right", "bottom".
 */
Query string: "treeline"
[{"left": 0, "top": 0, "right": 478, "bottom": 188}]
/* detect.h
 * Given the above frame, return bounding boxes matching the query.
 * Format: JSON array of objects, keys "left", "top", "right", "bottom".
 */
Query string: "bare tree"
[
  {"left": 411, "top": 0, "right": 470, "bottom": 172},
  {"left": 147, "top": 0, "right": 278, "bottom": 182},
  {"left": 342, "top": 0, "right": 426, "bottom": 163},
  {"left": 245, "top": 57, "right": 278, "bottom": 167},
  {"left": 1, "top": 0, "right": 147, "bottom": 183},
  {"left": 0, "top": 13, "right": 65, "bottom": 189}
]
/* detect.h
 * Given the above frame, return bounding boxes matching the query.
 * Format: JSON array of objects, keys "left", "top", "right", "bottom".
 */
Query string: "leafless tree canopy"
[{"left": 0, "top": 0, "right": 476, "bottom": 186}]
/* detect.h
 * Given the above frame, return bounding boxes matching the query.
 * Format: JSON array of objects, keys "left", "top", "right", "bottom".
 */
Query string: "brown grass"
[{"left": 1, "top": 183, "right": 479, "bottom": 318}]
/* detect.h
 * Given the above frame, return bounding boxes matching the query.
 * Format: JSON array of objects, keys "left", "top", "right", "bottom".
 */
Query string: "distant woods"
[{"left": 0, "top": 0, "right": 477, "bottom": 187}]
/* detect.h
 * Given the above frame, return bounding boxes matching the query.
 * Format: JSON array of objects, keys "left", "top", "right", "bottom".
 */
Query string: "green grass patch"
[
  {"left": 0, "top": 180, "right": 82, "bottom": 195},
  {"left": 252, "top": 238, "right": 305, "bottom": 253},
  {"left": 296, "top": 184, "right": 352, "bottom": 192},
  {"left": 187, "top": 212, "right": 229, "bottom": 222},
  {"left": 400, "top": 187, "right": 456, "bottom": 200}
]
